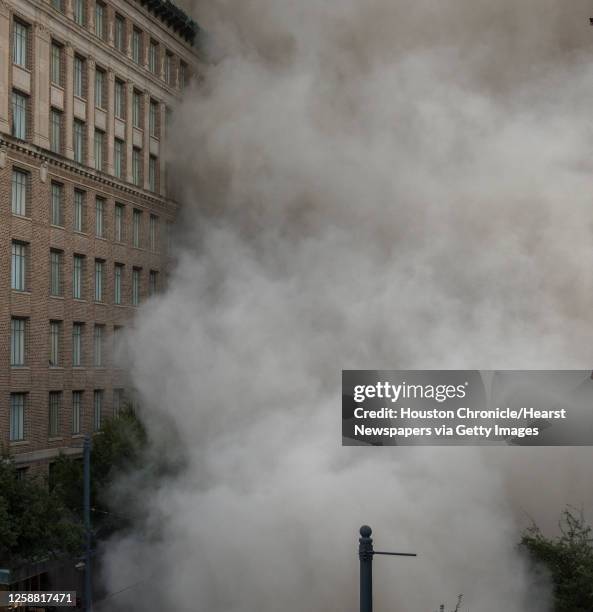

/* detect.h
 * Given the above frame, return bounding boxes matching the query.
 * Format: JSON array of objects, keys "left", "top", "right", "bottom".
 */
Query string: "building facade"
[{"left": 0, "top": 0, "right": 199, "bottom": 470}]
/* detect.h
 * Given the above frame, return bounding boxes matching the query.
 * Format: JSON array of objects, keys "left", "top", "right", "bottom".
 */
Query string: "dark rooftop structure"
[{"left": 136, "top": 0, "right": 200, "bottom": 45}]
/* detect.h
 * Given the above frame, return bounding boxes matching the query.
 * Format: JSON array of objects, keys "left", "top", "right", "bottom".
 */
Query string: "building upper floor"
[{"left": 0, "top": 0, "right": 201, "bottom": 200}]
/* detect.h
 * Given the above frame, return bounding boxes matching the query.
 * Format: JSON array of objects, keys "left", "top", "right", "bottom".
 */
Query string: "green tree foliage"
[
  {"left": 0, "top": 458, "right": 82, "bottom": 566},
  {"left": 0, "top": 408, "right": 147, "bottom": 567},
  {"left": 521, "top": 509, "right": 593, "bottom": 611},
  {"left": 51, "top": 407, "right": 148, "bottom": 536}
]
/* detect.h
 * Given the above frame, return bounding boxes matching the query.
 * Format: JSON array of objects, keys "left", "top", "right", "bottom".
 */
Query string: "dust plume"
[{"left": 101, "top": 1, "right": 593, "bottom": 610}]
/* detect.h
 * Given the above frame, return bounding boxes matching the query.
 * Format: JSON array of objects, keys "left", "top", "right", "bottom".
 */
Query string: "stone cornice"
[{"left": 1, "top": 135, "right": 179, "bottom": 214}]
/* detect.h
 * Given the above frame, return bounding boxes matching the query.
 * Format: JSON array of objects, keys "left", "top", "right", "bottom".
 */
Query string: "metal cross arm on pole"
[{"left": 359, "top": 525, "right": 417, "bottom": 612}]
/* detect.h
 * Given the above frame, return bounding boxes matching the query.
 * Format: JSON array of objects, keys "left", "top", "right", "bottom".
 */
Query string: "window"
[
  {"left": 51, "top": 0, "right": 63, "bottom": 12},
  {"left": 72, "top": 391, "right": 82, "bottom": 434},
  {"left": 51, "top": 43, "right": 62, "bottom": 86},
  {"left": 12, "top": 91, "right": 27, "bottom": 140},
  {"left": 165, "top": 52, "right": 173, "bottom": 85},
  {"left": 94, "top": 325, "right": 104, "bottom": 366},
  {"left": 112, "top": 326, "right": 122, "bottom": 364},
  {"left": 13, "top": 20, "right": 28, "bottom": 68},
  {"left": 95, "top": 2, "right": 105, "bottom": 39},
  {"left": 49, "top": 321, "right": 61, "bottom": 366},
  {"left": 93, "top": 390, "right": 103, "bottom": 431},
  {"left": 11, "top": 168, "right": 28, "bottom": 216},
  {"left": 113, "top": 325, "right": 123, "bottom": 360},
  {"left": 51, "top": 182, "right": 63, "bottom": 226},
  {"left": 149, "top": 100, "right": 159, "bottom": 137},
  {"left": 94, "top": 130, "right": 104, "bottom": 171},
  {"left": 133, "top": 209, "right": 142, "bottom": 247},
  {"left": 149, "top": 214, "right": 158, "bottom": 250},
  {"left": 72, "top": 323, "right": 83, "bottom": 366},
  {"left": 10, "top": 318, "right": 26, "bottom": 366},
  {"left": 180, "top": 62, "right": 188, "bottom": 88},
  {"left": 95, "top": 197, "right": 105, "bottom": 238},
  {"left": 149, "top": 40, "right": 158, "bottom": 73},
  {"left": 114, "top": 264, "right": 123, "bottom": 304},
  {"left": 132, "top": 268, "right": 141, "bottom": 305},
  {"left": 73, "top": 255, "right": 85, "bottom": 299},
  {"left": 73, "top": 0, "right": 86, "bottom": 26},
  {"left": 74, "top": 190, "right": 85, "bottom": 232},
  {"left": 149, "top": 270, "right": 158, "bottom": 296},
  {"left": 133, "top": 91, "right": 142, "bottom": 128},
  {"left": 74, "top": 56, "right": 85, "bottom": 98},
  {"left": 114, "top": 14, "right": 125, "bottom": 51},
  {"left": 48, "top": 394, "right": 61, "bottom": 439},
  {"left": 132, "top": 149, "right": 142, "bottom": 187},
  {"left": 165, "top": 221, "right": 172, "bottom": 253},
  {"left": 11, "top": 241, "right": 27, "bottom": 291},
  {"left": 73, "top": 120, "right": 85, "bottom": 163},
  {"left": 50, "top": 109, "right": 62, "bottom": 154},
  {"left": 114, "top": 139, "right": 124, "bottom": 179},
  {"left": 95, "top": 68, "right": 105, "bottom": 108},
  {"left": 10, "top": 394, "right": 26, "bottom": 441},
  {"left": 114, "top": 80, "right": 125, "bottom": 118},
  {"left": 149, "top": 156, "right": 158, "bottom": 192},
  {"left": 50, "top": 249, "right": 63, "bottom": 296},
  {"left": 49, "top": 392, "right": 61, "bottom": 437},
  {"left": 114, "top": 203, "right": 124, "bottom": 241},
  {"left": 113, "top": 389, "right": 124, "bottom": 417},
  {"left": 132, "top": 28, "right": 142, "bottom": 64},
  {"left": 94, "top": 260, "right": 104, "bottom": 301},
  {"left": 129, "top": 389, "right": 139, "bottom": 412}
]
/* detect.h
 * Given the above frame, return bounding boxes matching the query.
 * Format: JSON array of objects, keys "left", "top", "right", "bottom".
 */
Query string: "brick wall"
[{"left": 0, "top": 143, "right": 174, "bottom": 465}]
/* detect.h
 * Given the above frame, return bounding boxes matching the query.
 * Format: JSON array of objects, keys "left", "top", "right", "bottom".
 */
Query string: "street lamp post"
[
  {"left": 358, "top": 525, "right": 417, "bottom": 612},
  {"left": 83, "top": 435, "right": 92, "bottom": 612}
]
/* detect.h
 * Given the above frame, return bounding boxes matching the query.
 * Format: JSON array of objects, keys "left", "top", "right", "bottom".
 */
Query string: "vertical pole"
[
  {"left": 359, "top": 525, "right": 373, "bottom": 612},
  {"left": 83, "top": 435, "right": 92, "bottom": 611}
]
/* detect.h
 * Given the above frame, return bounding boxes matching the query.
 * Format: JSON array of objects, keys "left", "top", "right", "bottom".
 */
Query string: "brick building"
[{"left": 0, "top": 0, "right": 200, "bottom": 471}]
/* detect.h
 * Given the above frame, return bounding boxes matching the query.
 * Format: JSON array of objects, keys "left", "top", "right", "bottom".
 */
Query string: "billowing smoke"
[{"left": 101, "top": 1, "right": 593, "bottom": 610}]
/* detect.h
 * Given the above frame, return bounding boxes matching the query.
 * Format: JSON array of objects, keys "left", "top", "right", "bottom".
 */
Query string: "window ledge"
[
  {"left": 12, "top": 64, "right": 31, "bottom": 74},
  {"left": 48, "top": 436, "right": 64, "bottom": 442},
  {"left": 50, "top": 224, "right": 65, "bottom": 229},
  {"left": 11, "top": 366, "right": 30, "bottom": 370},
  {"left": 50, "top": 295, "right": 65, "bottom": 300},
  {"left": 9, "top": 440, "right": 29, "bottom": 446},
  {"left": 11, "top": 289, "right": 31, "bottom": 295},
  {"left": 12, "top": 213, "right": 31, "bottom": 220}
]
